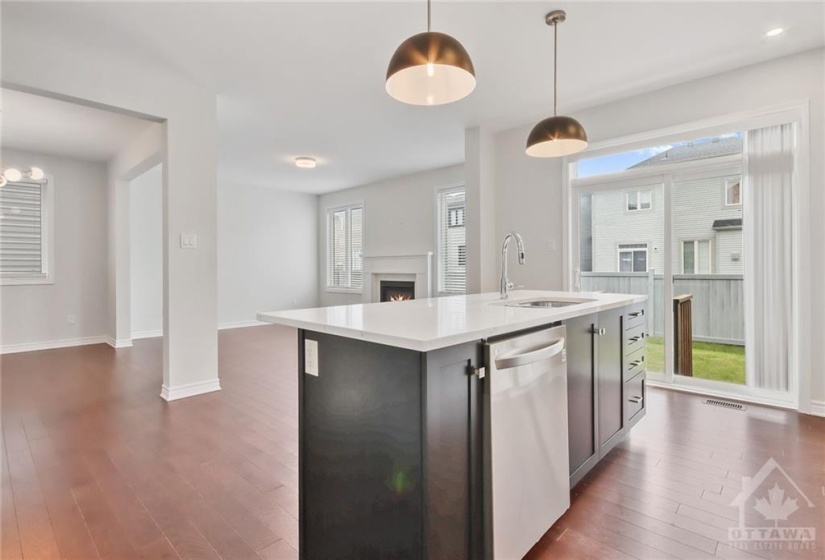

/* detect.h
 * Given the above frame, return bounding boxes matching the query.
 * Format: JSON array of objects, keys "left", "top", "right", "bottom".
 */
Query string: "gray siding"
[{"left": 584, "top": 175, "right": 742, "bottom": 275}]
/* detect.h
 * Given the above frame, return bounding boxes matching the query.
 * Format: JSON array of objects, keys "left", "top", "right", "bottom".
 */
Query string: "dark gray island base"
[{"left": 295, "top": 302, "right": 647, "bottom": 560}]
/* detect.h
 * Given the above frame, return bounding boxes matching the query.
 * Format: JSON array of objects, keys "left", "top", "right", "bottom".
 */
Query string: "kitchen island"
[{"left": 258, "top": 290, "right": 648, "bottom": 560}]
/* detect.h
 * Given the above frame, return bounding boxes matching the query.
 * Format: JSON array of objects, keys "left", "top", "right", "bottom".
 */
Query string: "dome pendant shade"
[
  {"left": 386, "top": 31, "right": 476, "bottom": 105},
  {"left": 525, "top": 115, "right": 588, "bottom": 157},
  {"left": 526, "top": 10, "right": 588, "bottom": 157}
]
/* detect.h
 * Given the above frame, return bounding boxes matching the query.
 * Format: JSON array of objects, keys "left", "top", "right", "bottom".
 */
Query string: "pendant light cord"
[
  {"left": 427, "top": 0, "right": 431, "bottom": 32},
  {"left": 553, "top": 19, "right": 558, "bottom": 116}
]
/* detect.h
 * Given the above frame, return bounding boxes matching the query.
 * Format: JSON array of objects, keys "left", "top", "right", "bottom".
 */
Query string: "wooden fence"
[{"left": 581, "top": 272, "right": 744, "bottom": 345}]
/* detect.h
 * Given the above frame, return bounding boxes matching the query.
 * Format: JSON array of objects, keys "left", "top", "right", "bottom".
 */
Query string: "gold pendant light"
[
  {"left": 526, "top": 10, "right": 588, "bottom": 157},
  {"left": 386, "top": 0, "right": 476, "bottom": 106}
]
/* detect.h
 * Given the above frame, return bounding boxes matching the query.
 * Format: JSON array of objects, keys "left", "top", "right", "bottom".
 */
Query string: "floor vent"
[{"left": 703, "top": 398, "right": 746, "bottom": 411}]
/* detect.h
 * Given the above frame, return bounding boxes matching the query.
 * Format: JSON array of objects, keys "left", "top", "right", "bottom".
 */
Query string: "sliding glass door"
[
  {"left": 570, "top": 125, "right": 802, "bottom": 405},
  {"left": 575, "top": 177, "right": 665, "bottom": 375}
]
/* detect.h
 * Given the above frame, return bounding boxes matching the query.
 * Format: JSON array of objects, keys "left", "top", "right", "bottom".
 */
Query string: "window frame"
[
  {"left": 681, "top": 238, "right": 713, "bottom": 274},
  {"left": 616, "top": 243, "right": 648, "bottom": 273},
  {"left": 626, "top": 189, "right": 653, "bottom": 212},
  {"left": 724, "top": 177, "right": 742, "bottom": 207},
  {"left": 325, "top": 202, "right": 364, "bottom": 293},
  {"left": 0, "top": 176, "right": 55, "bottom": 286},
  {"left": 436, "top": 185, "right": 467, "bottom": 296}
]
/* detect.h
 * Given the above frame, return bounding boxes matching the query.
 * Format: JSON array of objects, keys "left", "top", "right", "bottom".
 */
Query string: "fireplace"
[{"left": 380, "top": 280, "right": 415, "bottom": 302}]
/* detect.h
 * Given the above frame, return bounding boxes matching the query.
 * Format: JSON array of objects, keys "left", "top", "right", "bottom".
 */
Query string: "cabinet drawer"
[
  {"left": 624, "top": 306, "right": 646, "bottom": 331},
  {"left": 624, "top": 373, "right": 646, "bottom": 423},
  {"left": 624, "top": 324, "right": 647, "bottom": 355},
  {"left": 624, "top": 348, "right": 646, "bottom": 382}
]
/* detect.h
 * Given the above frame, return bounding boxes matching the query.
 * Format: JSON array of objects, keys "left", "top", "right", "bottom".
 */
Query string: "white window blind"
[
  {"left": 437, "top": 187, "right": 466, "bottom": 294},
  {"left": 328, "top": 205, "right": 363, "bottom": 290},
  {"left": 0, "top": 181, "right": 46, "bottom": 278}
]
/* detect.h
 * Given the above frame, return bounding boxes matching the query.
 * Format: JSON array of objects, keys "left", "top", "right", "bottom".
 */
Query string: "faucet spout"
[{"left": 500, "top": 232, "right": 526, "bottom": 299}]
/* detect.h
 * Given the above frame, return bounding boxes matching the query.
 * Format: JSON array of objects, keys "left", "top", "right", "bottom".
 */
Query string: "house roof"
[
  {"left": 713, "top": 218, "right": 743, "bottom": 230},
  {"left": 630, "top": 137, "right": 742, "bottom": 169}
]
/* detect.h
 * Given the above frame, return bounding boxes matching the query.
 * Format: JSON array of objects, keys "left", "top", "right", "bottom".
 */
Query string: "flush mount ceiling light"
[
  {"left": 28, "top": 167, "right": 45, "bottom": 180},
  {"left": 526, "top": 10, "right": 588, "bottom": 158},
  {"left": 3, "top": 168, "right": 23, "bottom": 182},
  {"left": 766, "top": 27, "right": 784, "bottom": 37},
  {"left": 385, "top": 0, "right": 476, "bottom": 106},
  {"left": 295, "top": 157, "right": 317, "bottom": 169}
]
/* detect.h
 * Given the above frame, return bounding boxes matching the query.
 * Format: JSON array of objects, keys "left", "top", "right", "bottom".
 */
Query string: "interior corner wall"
[
  {"left": 0, "top": 149, "right": 108, "bottom": 350},
  {"left": 317, "top": 164, "right": 464, "bottom": 307},
  {"left": 218, "top": 183, "right": 319, "bottom": 324},
  {"left": 130, "top": 164, "right": 163, "bottom": 338},
  {"left": 464, "top": 127, "right": 498, "bottom": 294},
  {"left": 3, "top": 7, "right": 220, "bottom": 396},
  {"left": 490, "top": 48, "right": 825, "bottom": 409}
]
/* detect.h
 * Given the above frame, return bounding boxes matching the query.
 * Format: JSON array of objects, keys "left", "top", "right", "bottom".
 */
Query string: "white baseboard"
[
  {"left": 218, "top": 320, "right": 268, "bottom": 330},
  {"left": 809, "top": 400, "right": 825, "bottom": 417},
  {"left": 131, "top": 329, "right": 163, "bottom": 340},
  {"left": 105, "top": 336, "right": 133, "bottom": 349},
  {"left": 160, "top": 378, "right": 221, "bottom": 402},
  {"left": 0, "top": 335, "right": 108, "bottom": 355}
]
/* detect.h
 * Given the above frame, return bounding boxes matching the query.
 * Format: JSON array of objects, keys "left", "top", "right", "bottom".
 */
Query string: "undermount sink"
[{"left": 497, "top": 297, "right": 596, "bottom": 309}]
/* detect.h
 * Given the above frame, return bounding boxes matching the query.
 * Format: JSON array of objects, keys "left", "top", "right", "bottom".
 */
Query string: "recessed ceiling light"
[
  {"left": 766, "top": 28, "right": 784, "bottom": 37},
  {"left": 28, "top": 167, "right": 45, "bottom": 180},
  {"left": 295, "top": 157, "right": 317, "bottom": 169}
]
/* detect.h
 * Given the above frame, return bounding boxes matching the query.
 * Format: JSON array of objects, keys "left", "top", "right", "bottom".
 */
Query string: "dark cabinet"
[
  {"left": 564, "top": 303, "right": 647, "bottom": 489},
  {"left": 298, "top": 331, "right": 482, "bottom": 560},
  {"left": 597, "top": 307, "right": 624, "bottom": 455},
  {"left": 564, "top": 314, "right": 598, "bottom": 488}
]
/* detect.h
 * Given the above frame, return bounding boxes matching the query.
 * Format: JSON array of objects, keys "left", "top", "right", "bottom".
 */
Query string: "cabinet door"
[
  {"left": 565, "top": 314, "right": 597, "bottom": 487},
  {"left": 424, "top": 342, "right": 483, "bottom": 560},
  {"left": 597, "top": 307, "right": 623, "bottom": 454}
]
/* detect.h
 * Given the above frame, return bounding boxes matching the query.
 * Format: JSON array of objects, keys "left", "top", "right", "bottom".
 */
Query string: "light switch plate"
[
  {"left": 180, "top": 233, "right": 198, "bottom": 249},
  {"left": 305, "top": 339, "right": 319, "bottom": 376}
]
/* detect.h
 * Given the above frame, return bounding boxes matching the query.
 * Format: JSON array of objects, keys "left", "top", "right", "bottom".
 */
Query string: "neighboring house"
[{"left": 581, "top": 137, "right": 743, "bottom": 275}]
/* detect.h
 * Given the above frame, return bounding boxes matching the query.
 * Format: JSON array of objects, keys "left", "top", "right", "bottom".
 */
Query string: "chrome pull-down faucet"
[{"left": 500, "top": 232, "right": 526, "bottom": 299}]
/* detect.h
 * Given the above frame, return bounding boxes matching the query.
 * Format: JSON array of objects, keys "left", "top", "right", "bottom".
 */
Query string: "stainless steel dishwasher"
[{"left": 484, "top": 325, "right": 570, "bottom": 560}]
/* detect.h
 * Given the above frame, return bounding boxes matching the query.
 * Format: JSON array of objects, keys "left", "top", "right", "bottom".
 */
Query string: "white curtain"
[{"left": 743, "top": 123, "right": 795, "bottom": 392}]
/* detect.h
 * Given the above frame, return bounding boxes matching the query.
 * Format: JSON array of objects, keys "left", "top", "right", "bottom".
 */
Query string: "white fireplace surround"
[{"left": 362, "top": 253, "right": 433, "bottom": 303}]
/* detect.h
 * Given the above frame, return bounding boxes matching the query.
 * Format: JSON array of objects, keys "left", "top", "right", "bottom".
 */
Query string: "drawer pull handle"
[
  {"left": 629, "top": 334, "right": 646, "bottom": 343},
  {"left": 628, "top": 396, "right": 643, "bottom": 404},
  {"left": 629, "top": 356, "right": 646, "bottom": 368},
  {"left": 629, "top": 310, "right": 645, "bottom": 318}
]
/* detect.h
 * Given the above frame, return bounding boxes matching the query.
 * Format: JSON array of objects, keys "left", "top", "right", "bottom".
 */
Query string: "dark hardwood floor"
[{"left": 2, "top": 325, "right": 823, "bottom": 559}]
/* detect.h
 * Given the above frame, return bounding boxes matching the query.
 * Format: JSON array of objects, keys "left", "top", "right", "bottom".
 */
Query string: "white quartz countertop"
[{"left": 258, "top": 290, "right": 646, "bottom": 352}]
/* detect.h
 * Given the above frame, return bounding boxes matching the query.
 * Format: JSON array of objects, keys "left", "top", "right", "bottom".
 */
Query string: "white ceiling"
[
  {"left": 1, "top": 88, "right": 155, "bottom": 163},
  {"left": 3, "top": 2, "right": 823, "bottom": 193}
]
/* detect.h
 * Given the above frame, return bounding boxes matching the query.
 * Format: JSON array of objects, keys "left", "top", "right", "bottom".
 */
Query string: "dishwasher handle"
[{"left": 494, "top": 338, "right": 565, "bottom": 370}]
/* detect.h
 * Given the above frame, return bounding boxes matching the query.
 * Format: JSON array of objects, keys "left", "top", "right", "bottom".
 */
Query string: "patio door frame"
[{"left": 562, "top": 101, "right": 810, "bottom": 411}]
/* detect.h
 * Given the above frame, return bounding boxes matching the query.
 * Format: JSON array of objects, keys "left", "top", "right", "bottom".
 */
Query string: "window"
[
  {"left": 682, "top": 239, "right": 711, "bottom": 274},
  {"left": 437, "top": 187, "right": 466, "bottom": 294},
  {"left": 617, "top": 244, "right": 648, "bottom": 272},
  {"left": 448, "top": 207, "right": 465, "bottom": 227},
  {"left": 327, "top": 204, "right": 363, "bottom": 290},
  {"left": 725, "top": 178, "right": 741, "bottom": 206},
  {"left": 573, "top": 132, "right": 743, "bottom": 178},
  {"left": 626, "top": 190, "right": 652, "bottom": 211},
  {"left": 0, "top": 179, "right": 53, "bottom": 285}
]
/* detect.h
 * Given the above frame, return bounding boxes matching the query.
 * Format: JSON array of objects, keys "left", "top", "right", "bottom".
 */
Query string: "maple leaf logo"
[{"left": 753, "top": 484, "right": 799, "bottom": 527}]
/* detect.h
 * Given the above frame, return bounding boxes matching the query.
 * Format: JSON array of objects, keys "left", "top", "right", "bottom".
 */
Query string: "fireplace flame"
[{"left": 390, "top": 293, "right": 412, "bottom": 302}]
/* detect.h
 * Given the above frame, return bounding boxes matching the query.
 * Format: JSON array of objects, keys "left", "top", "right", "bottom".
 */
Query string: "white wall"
[
  {"left": 130, "top": 164, "right": 163, "bottom": 338},
  {"left": 4, "top": 5, "right": 220, "bottom": 398},
  {"left": 489, "top": 48, "right": 825, "bottom": 410},
  {"left": 218, "top": 183, "right": 318, "bottom": 323},
  {"left": 318, "top": 165, "right": 464, "bottom": 307},
  {"left": 0, "top": 149, "right": 108, "bottom": 350}
]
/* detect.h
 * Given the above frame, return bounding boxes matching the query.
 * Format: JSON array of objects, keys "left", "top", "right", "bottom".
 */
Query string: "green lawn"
[{"left": 646, "top": 337, "right": 746, "bottom": 385}]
